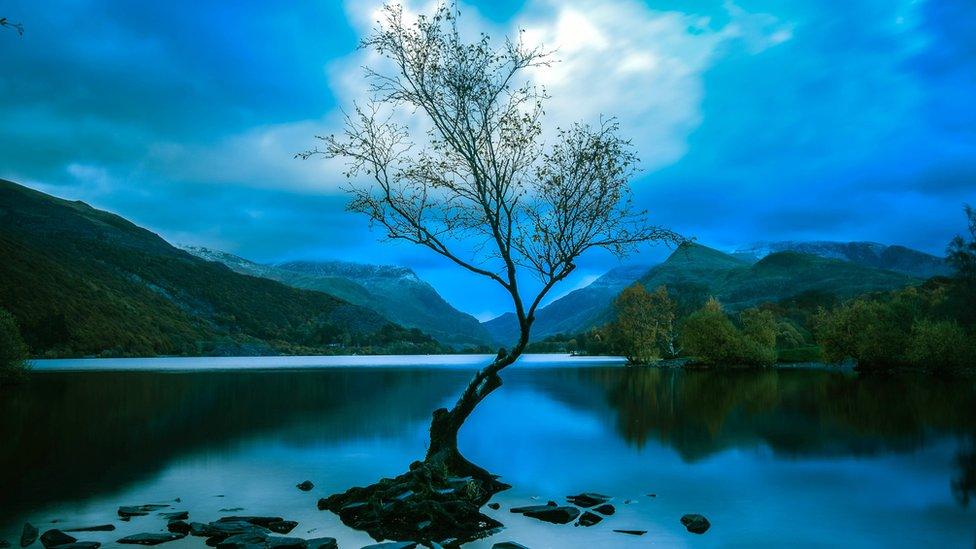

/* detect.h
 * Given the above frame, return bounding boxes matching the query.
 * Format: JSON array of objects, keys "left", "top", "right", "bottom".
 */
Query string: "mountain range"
[
  {"left": 732, "top": 240, "right": 949, "bottom": 279},
  {"left": 485, "top": 242, "right": 924, "bottom": 343},
  {"left": 0, "top": 179, "right": 440, "bottom": 357},
  {"left": 183, "top": 247, "right": 491, "bottom": 347}
]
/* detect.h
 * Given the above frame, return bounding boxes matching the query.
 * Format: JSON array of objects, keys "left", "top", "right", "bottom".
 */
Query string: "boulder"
[
  {"left": 565, "top": 493, "right": 611, "bottom": 508},
  {"left": 576, "top": 512, "right": 602, "bottom": 527},
  {"left": 63, "top": 526, "right": 115, "bottom": 533},
  {"left": 680, "top": 514, "right": 710, "bottom": 534},
  {"left": 521, "top": 506, "right": 579, "bottom": 525},
  {"left": 39, "top": 530, "right": 75, "bottom": 548},
  {"left": 21, "top": 523, "right": 39, "bottom": 547},
  {"left": 305, "top": 538, "right": 337, "bottom": 549},
  {"left": 593, "top": 504, "right": 615, "bottom": 516},
  {"left": 297, "top": 481, "right": 314, "bottom": 492},
  {"left": 116, "top": 533, "right": 186, "bottom": 545},
  {"left": 487, "top": 503, "right": 500, "bottom": 510},
  {"left": 492, "top": 543, "right": 529, "bottom": 549},
  {"left": 267, "top": 521, "right": 298, "bottom": 535}
]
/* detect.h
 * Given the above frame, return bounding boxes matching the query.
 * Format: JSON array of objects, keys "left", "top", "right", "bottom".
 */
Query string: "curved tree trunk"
[{"left": 424, "top": 330, "right": 530, "bottom": 476}]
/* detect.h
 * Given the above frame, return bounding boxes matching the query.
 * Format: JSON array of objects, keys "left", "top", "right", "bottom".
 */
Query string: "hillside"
[
  {"left": 0, "top": 179, "right": 441, "bottom": 357},
  {"left": 483, "top": 263, "right": 651, "bottom": 345},
  {"left": 637, "top": 243, "right": 919, "bottom": 311},
  {"left": 184, "top": 247, "right": 492, "bottom": 348},
  {"left": 733, "top": 240, "right": 949, "bottom": 279}
]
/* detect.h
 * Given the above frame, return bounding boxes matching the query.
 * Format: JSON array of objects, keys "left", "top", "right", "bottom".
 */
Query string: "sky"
[{"left": 1, "top": 0, "right": 974, "bottom": 320}]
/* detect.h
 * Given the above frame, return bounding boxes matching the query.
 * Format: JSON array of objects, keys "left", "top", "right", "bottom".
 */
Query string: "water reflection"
[{"left": 2, "top": 364, "right": 975, "bottom": 546}]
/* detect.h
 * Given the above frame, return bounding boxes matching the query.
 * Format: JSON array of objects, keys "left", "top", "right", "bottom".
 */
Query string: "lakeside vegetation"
[{"left": 531, "top": 207, "right": 976, "bottom": 372}]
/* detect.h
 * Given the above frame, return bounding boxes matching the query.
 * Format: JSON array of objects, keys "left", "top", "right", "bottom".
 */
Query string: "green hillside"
[
  {"left": 0, "top": 179, "right": 441, "bottom": 357},
  {"left": 638, "top": 243, "right": 919, "bottom": 311},
  {"left": 184, "top": 247, "right": 492, "bottom": 348}
]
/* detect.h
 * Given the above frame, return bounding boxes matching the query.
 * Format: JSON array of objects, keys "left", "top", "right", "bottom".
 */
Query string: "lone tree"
[{"left": 302, "top": 2, "right": 677, "bottom": 541}]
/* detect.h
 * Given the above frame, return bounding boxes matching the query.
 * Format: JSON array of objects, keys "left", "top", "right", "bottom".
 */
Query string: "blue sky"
[{"left": 1, "top": 0, "right": 974, "bottom": 319}]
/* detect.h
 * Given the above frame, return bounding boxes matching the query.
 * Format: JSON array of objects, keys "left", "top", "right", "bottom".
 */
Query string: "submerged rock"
[
  {"left": 218, "top": 517, "right": 285, "bottom": 528},
  {"left": 117, "top": 533, "right": 186, "bottom": 545},
  {"left": 21, "top": 523, "right": 39, "bottom": 547},
  {"left": 576, "top": 512, "right": 602, "bottom": 527},
  {"left": 613, "top": 529, "right": 646, "bottom": 536},
  {"left": 509, "top": 504, "right": 555, "bottom": 514},
  {"left": 297, "top": 481, "right": 315, "bottom": 492},
  {"left": 267, "top": 521, "right": 298, "bottom": 534},
  {"left": 118, "top": 505, "right": 168, "bottom": 518},
  {"left": 159, "top": 511, "right": 188, "bottom": 521},
  {"left": 520, "top": 506, "right": 579, "bottom": 525},
  {"left": 39, "top": 530, "right": 75, "bottom": 548},
  {"left": 680, "top": 514, "right": 710, "bottom": 534},
  {"left": 305, "top": 538, "right": 337, "bottom": 549},
  {"left": 48, "top": 543, "right": 100, "bottom": 548},
  {"left": 565, "top": 493, "right": 611, "bottom": 508},
  {"left": 593, "top": 504, "right": 615, "bottom": 516},
  {"left": 491, "top": 543, "right": 529, "bottom": 549},
  {"left": 487, "top": 503, "right": 500, "bottom": 510},
  {"left": 360, "top": 543, "right": 416, "bottom": 549},
  {"left": 166, "top": 520, "right": 191, "bottom": 535},
  {"left": 63, "top": 526, "right": 115, "bottom": 533}
]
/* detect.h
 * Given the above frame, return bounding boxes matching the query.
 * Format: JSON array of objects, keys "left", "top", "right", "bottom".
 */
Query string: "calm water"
[{"left": 2, "top": 355, "right": 975, "bottom": 548}]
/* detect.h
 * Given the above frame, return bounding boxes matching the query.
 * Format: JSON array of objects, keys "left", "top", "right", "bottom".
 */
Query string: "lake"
[{"left": 2, "top": 355, "right": 975, "bottom": 548}]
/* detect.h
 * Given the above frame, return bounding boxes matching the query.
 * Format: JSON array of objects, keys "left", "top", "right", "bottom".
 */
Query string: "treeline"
[{"left": 534, "top": 206, "right": 976, "bottom": 372}]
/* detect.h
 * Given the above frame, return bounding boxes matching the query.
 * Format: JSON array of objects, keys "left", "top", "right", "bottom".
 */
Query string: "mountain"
[
  {"left": 637, "top": 242, "right": 920, "bottom": 311},
  {"left": 184, "top": 247, "right": 492, "bottom": 348},
  {"left": 733, "top": 240, "right": 950, "bottom": 279},
  {"left": 0, "top": 179, "right": 441, "bottom": 357},
  {"left": 482, "top": 263, "right": 651, "bottom": 345},
  {"left": 489, "top": 242, "right": 924, "bottom": 342}
]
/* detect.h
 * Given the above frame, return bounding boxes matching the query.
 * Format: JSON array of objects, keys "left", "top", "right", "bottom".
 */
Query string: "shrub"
[
  {"left": 907, "top": 320, "right": 972, "bottom": 372},
  {"left": 679, "top": 299, "right": 774, "bottom": 366},
  {"left": 0, "top": 308, "right": 29, "bottom": 385}
]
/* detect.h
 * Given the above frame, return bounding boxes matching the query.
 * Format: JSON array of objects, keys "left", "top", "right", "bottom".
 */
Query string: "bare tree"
[
  {"left": 0, "top": 17, "right": 24, "bottom": 36},
  {"left": 301, "top": 2, "right": 677, "bottom": 475}
]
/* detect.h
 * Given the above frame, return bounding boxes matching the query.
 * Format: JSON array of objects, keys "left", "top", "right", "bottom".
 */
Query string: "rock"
[
  {"left": 305, "top": 538, "right": 337, "bottom": 549},
  {"left": 509, "top": 504, "right": 555, "bottom": 514},
  {"left": 565, "top": 493, "right": 611, "bottom": 508},
  {"left": 646, "top": 493, "right": 656, "bottom": 498},
  {"left": 576, "top": 512, "right": 602, "bottom": 527},
  {"left": 218, "top": 517, "right": 285, "bottom": 528},
  {"left": 266, "top": 537, "right": 307, "bottom": 549},
  {"left": 487, "top": 503, "right": 500, "bottom": 510},
  {"left": 166, "top": 520, "right": 191, "bottom": 535},
  {"left": 214, "top": 530, "right": 268, "bottom": 548},
  {"left": 117, "top": 505, "right": 167, "bottom": 518},
  {"left": 159, "top": 511, "right": 188, "bottom": 521},
  {"left": 492, "top": 543, "right": 529, "bottom": 549},
  {"left": 49, "top": 543, "right": 101, "bottom": 548},
  {"left": 593, "top": 504, "right": 615, "bottom": 516},
  {"left": 63, "top": 526, "right": 115, "bottom": 533},
  {"left": 520, "top": 506, "right": 580, "bottom": 525},
  {"left": 218, "top": 508, "right": 245, "bottom": 513},
  {"left": 297, "top": 481, "right": 314, "bottom": 492},
  {"left": 624, "top": 499, "right": 637, "bottom": 504},
  {"left": 360, "top": 543, "right": 416, "bottom": 549},
  {"left": 267, "top": 521, "right": 298, "bottom": 534},
  {"left": 39, "top": 530, "right": 76, "bottom": 548},
  {"left": 0, "top": 539, "right": 9, "bottom": 548},
  {"left": 680, "top": 514, "right": 710, "bottom": 534},
  {"left": 613, "top": 529, "right": 646, "bottom": 536},
  {"left": 116, "top": 533, "right": 186, "bottom": 545},
  {"left": 21, "top": 523, "right": 39, "bottom": 547}
]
